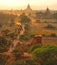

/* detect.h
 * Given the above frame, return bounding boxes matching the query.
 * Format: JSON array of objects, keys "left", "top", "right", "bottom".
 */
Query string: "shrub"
[
  {"left": 32, "top": 45, "right": 57, "bottom": 65},
  {"left": 29, "top": 44, "right": 41, "bottom": 53},
  {"left": 50, "top": 33, "right": 57, "bottom": 37}
]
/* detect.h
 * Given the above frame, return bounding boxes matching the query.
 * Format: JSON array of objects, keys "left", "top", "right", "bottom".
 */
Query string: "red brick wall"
[{"left": 31, "top": 36, "right": 42, "bottom": 45}]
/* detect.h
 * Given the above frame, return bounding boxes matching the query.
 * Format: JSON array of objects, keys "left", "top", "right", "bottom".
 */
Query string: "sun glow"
[{"left": 0, "top": 0, "right": 57, "bottom": 10}]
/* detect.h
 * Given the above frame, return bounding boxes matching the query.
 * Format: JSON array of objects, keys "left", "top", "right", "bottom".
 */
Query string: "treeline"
[{"left": 0, "top": 12, "right": 18, "bottom": 26}]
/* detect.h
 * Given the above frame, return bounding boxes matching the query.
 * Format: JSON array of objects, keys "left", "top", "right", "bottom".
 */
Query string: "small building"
[{"left": 31, "top": 35, "right": 42, "bottom": 45}]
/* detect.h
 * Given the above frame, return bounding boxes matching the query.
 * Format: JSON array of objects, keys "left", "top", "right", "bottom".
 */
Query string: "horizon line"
[{"left": 0, "top": 5, "right": 57, "bottom": 11}]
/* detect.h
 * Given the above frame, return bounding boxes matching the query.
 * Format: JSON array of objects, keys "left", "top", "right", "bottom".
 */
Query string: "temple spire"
[
  {"left": 45, "top": 7, "right": 50, "bottom": 14},
  {"left": 27, "top": 4, "right": 30, "bottom": 9},
  {"left": 26, "top": 4, "right": 32, "bottom": 10},
  {"left": 24, "top": 4, "right": 32, "bottom": 15}
]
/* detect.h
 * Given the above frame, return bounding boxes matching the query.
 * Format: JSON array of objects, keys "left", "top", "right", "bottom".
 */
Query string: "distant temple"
[
  {"left": 0, "top": 4, "right": 56, "bottom": 18},
  {"left": 25, "top": 4, "right": 32, "bottom": 11},
  {"left": 24, "top": 4, "right": 33, "bottom": 16},
  {"left": 45, "top": 7, "right": 50, "bottom": 14}
]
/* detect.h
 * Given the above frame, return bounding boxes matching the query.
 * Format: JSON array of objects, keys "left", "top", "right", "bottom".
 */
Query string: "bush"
[
  {"left": 50, "top": 33, "right": 57, "bottom": 37},
  {"left": 32, "top": 45, "right": 57, "bottom": 65},
  {"left": 11, "top": 58, "right": 37, "bottom": 65},
  {"left": 44, "top": 24, "right": 56, "bottom": 30},
  {"left": 20, "top": 33, "right": 33, "bottom": 41},
  {"left": 29, "top": 44, "right": 41, "bottom": 53},
  {"left": 0, "top": 54, "right": 10, "bottom": 65},
  {"left": 0, "top": 36, "right": 10, "bottom": 53}
]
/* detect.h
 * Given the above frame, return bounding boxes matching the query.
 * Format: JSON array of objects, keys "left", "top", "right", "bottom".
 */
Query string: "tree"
[
  {"left": 2, "top": 29, "right": 10, "bottom": 36},
  {"left": 20, "top": 13, "right": 31, "bottom": 24},
  {"left": 0, "top": 36, "right": 10, "bottom": 53},
  {"left": 20, "top": 13, "right": 31, "bottom": 34}
]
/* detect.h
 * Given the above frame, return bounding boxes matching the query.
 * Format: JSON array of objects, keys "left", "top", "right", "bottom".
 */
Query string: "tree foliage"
[{"left": 20, "top": 13, "right": 31, "bottom": 24}]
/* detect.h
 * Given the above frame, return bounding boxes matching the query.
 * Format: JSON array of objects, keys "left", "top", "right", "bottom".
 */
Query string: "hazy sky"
[{"left": 0, "top": 0, "right": 57, "bottom": 10}]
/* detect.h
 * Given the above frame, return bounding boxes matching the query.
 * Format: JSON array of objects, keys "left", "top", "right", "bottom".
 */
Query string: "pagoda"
[
  {"left": 24, "top": 4, "right": 33, "bottom": 15},
  {"left": 45, "top": 7, "right": 50, "bottom": 14},
  {"left": 25, "top": 4, "right": 32, "bottom": 11}
]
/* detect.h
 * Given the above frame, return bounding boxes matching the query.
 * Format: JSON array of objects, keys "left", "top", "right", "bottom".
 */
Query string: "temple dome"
[{"left": 24, "top": 4, "right": 32, "bottom": 13}]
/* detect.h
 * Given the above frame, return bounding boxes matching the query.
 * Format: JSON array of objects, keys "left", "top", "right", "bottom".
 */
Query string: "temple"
[
  {"left": 45, "top": 7, "right": 50, "bottom": 14},
  {"left": 24, "top": 4, "right": 33, "bottom": 16}
]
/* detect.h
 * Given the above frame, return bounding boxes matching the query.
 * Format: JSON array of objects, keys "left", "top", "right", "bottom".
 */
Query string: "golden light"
[
  {"left": 15, "top": 22, "right": 21, "bottom": 26},
  {"left": 0, "top": 0, "right": 57, "bottom": 10}
]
